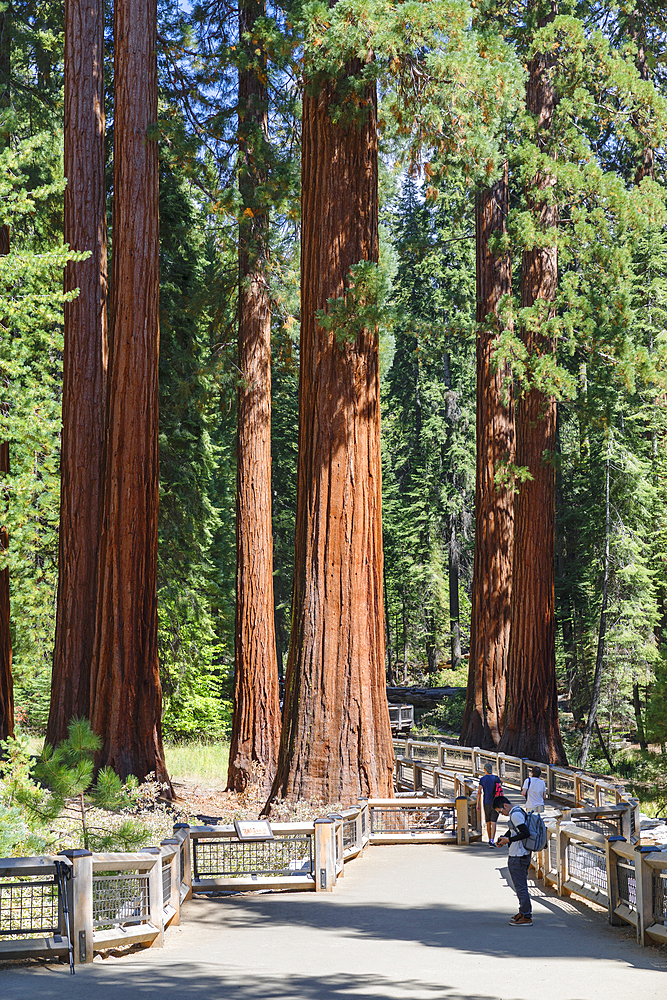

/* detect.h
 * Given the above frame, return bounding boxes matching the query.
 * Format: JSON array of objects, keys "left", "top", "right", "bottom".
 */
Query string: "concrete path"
[{"left": 2, "top": 835, "right": 666, "bottom": 1000}]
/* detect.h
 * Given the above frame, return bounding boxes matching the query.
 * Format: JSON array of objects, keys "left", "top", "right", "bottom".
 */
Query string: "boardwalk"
[{"left": 2, "top": 835, "right": 666, "bottom": 1000}]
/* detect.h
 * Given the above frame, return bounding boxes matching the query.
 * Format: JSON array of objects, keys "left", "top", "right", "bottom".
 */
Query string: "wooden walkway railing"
[{"left": 0, "top": 737, "right": 665, "bottom": 965}]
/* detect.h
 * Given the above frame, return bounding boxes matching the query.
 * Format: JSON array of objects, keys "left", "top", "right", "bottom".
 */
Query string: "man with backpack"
[
  {"left": 522, "top": 766, "right": 547, "bottom": 812},
  {"left": 476, "top": 762, "right": 502, "bottom": 847},
  {"left": 494, "top": 794, "right": 538, "bottom": 925}
]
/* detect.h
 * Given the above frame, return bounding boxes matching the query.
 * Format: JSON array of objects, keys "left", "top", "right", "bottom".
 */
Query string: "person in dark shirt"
[{"left": 476, "top": 762, "right": 501, "bottom": 847}]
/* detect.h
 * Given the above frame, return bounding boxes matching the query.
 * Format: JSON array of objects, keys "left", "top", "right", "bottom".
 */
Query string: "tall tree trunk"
[
  {"left": 227, "top": 0, "right": 281, "bottom": 794},
  {"left": 266, "top": 58, "right": 393, "bottom": 806},
  {"left": 448, "top": 520, "right": 461, "bottom": 671},
  {"left": 461, "top": 168, "right": 513, "bottom": 749},
  {"left": 498, "top": 5, "right": 567, "bottom": 764},
  {"left": 579, "top": 446, "right": 610, "bottom": 768},
  {"left": 0, "top": 8, "right": 13, "bottom": 741},
  {"left": 89, "top": 0, "right": 170, "bottom": 788},
  {"left": 47, "top": 0, "right": 108, "bottom": 744}
]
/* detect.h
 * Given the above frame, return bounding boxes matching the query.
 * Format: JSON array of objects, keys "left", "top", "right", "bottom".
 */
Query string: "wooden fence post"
[
  {"left": 456, "top": 797, "right": 469, "bottom": 846},
  {"left": 173, "top": 822, "right": 192, "bottom": 901},
  {"left": 635, "top": 845, "right": 655, "bottom": 946},
  {"left": 161, "top": 838, "right": 181, "bottom": 925},
  {"left": 557, "top": 821, "right": 569, "bottom": 897},
  {"left": 141, "top": 847, "right": 164, "bottom": 948},
  {"left": 605, "top": 836, "right": 625, "bottom": 926},
  {"left": 314, "top": 819, "right": 336, "bottom": 891},
  {"left": 59, "top": 849, "right": 93, "bottom": 965}
]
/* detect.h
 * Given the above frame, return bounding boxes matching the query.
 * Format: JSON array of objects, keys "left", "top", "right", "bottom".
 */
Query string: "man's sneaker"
[
  {"left": 488, "top": 840, "right": 496, "bottom": 848},
  {"left": 509, "top": 914, "right": 532, "bottom": 926}
]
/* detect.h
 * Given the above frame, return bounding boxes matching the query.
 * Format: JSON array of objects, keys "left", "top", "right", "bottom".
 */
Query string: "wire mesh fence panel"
[
  {"left": 599, "top": 785, "right": 618, "bottom": 806},
  {"left": 180, "top": 845, "right": 185, "bottom": 884},
  {"left": 398, "top": 761, "right": 414, "bottom": 786},
  {"left": 412, "top": 743, "right": 439, "bottom": 763},
  {"left": 549, "top": 836, "right": 558, "bottom": 874},
  {"left": 361, "top": 810, "right": 366, "bottom": 838},
  {"left": 162, "top": 862, "right": 172, "bottom": 908},
  {"left": 93, "top": 872, "right": 150, "bottom": 930},
  {"left": 476, "top": 752, "right": 497, "bottom": 774},
  {"left": 653, "top": 870, "right": 667, "bottom": 925},
  {"left": 193, "top": 835, "right": 314, "bottom": 879},
  {"left": 436, "top": 772, "right": 457, "bottom": 797},
  {"left": 0, "top": 876, "right": 60, "bottom": 939},
  {"left": 370, "top": 805, "right": 456, "bottom": 835},
  {"left": 616, "top": 860, "right": 636, "bottom": 909},
  {"left": 579, "top": 777, "right": 596, "bottom": 805},
  {"left": 571, "top": 815, "right": 621, "bottom": 837},
  {"left": 342, "top": 820, "right": 357, "bottom": 854},
  {"left": 418, "top": 767, "right": 435, "bottom": 792},
  {"left": 442, "top": 749, "right": 474, "bottom": 773},
  {"left": 501, "top": 759, "right": 522, "bottom": 784},
  {"left": 566, "top": 841, "right": 608, "bottom": 894},
  {"left": 552, "top": 772, "right": 576, "bottom": 798}
]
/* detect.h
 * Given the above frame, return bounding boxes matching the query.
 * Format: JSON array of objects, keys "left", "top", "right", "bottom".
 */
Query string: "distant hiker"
[
  {"left": 522, "top": 766, "right": 547, "bottom": 813},
  {"left": 494, "top": 795, "right": 533, "bottom": 925},
  {"left": 476, "top": 762, "right": 502, "bottom": 848}
]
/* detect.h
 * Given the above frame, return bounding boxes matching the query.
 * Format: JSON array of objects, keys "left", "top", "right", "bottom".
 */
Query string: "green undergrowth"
[{"left": 164, "top": 740, "right": 230, "bottom": 784}]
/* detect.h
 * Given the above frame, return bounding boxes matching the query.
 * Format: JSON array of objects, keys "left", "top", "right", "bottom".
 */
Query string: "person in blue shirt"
[{"left": 476, "top": 762, "right": 501, "bottom": 847}]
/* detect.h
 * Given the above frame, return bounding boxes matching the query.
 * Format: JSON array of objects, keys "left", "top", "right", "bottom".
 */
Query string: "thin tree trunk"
[
  {"left": 0, "top": 9, "right": 13, "bottom": 741},
  {"left": 633, "top": 681, "right": 647, "bottom": 752},
  {"left": 498, "top": 4, "right": 567, "bottom": 764},
  {"left": 448, "top": 520, "right": 461, "bottom": 671},
  {"left": 227, "top": 0, "right": 281, "bottom": 794},
  {"left": 266, "top": 56, "right": 393, "bottom": 806},
  {"left": 384, "top": 571, "right": 394, "bottom": 684},
  {"left": 461, "top": 168, "right": 513, "bottom": 748},
  {"left": 89, "top": 0, "right": 170, "bottom": 789},
  {"left": 579, "top": 446, "right": 611, "bottom": 768},
  {"left": 402, "top": 590, "right": 409, "bottom": 683},
  {"left": 47, "top": 0, "right": 108, "bottom": 744}
]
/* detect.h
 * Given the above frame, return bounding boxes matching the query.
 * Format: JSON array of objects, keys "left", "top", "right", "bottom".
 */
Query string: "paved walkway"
[{"left": 2, "top": 829, "right": 666, "bottom": 1000}]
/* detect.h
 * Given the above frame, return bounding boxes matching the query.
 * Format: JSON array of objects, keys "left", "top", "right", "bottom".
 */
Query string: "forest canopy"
[{"left": 1, "top": 0, "right": 667, "bottom": 785}]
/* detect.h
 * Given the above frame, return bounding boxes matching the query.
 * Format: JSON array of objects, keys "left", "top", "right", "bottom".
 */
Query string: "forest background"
[{"left": 3, "top": 0, "right": 667, "bottom": 796}]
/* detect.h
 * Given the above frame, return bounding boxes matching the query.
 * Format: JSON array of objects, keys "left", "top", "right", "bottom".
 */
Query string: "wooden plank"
[
  {"left": 641, "top": 855, "right": 667, "bottom": 871},
  {"left": 614, "top": 902, "right": 638, "bottom": 927},
  {"left": 369, "top": 834, "right": 457, "bottom": 845},
  {"left": 0, "top": 936, "right": 68, "bottom": 961},
  {"left": 368, "top": 798, "right": 454, "bottom": 808},
  {"left": 192, "top": 876, "right": 314, "bottom": 891},
  {"left": 645, "top": 923, "right": 667, "bottom": 946},
  {"left": 92, "top": 923, "right": 159, "bottom": 950},
  {"left": 563, "top": 879, "right": 609, "bottom": 909},
  {"left": 610, "top": 840, "right": 637, "bottom": 861},
  {"left": 92, "top": 853, "right": 158, "bottom": 872},
  {"left": 0, "top": 857, "right": 58, "bottom": 878}
]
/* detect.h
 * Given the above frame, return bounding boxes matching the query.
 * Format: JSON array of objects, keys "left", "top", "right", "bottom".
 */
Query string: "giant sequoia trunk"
[
  {"left": 461, "top": 169, "right": 513, "bottom": 749},
  {"left": 89, "top": 0, "right": 170, "bottom": 787},
  {"left": 266, "top": 63, "right": 394, "bottom": 806},
  {"left": 498, "top": 14, "right": 567, "bottom": 764},
  {"left": 227, "top": 0, "right": 281, "bottom": 794},
  {"left": 0, "top": 11, "right": 13, "bottom": 741},
  {"left": 47, "top": 0, "right": 108, "bottom": 744}
]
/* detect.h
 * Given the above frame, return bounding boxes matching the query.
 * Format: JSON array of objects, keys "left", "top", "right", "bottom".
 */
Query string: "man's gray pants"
[{"left": 507, "top": 854, "right": 532, "bottom": 915}]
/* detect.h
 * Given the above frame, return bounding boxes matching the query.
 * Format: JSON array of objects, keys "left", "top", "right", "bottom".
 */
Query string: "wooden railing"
[
  {"left": 1, "top": 737, "right": 664, "bottom": 964},
  {"left": 393, "top": 735, "right": 667, "bottom": 947}
]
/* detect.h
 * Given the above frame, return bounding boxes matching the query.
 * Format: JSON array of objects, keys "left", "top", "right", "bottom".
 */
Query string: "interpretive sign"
[{"left": 233, "top": 819, "right": 274, "bottom": 841}]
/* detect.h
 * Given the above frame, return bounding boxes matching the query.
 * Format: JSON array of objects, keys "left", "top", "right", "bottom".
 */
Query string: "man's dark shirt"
[{"left": 479, "top": 773, "right": 499, "bottom": 805}]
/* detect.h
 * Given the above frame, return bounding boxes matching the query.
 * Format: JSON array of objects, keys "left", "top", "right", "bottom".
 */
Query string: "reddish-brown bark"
[
  {"left": 498, "top": 16, "right": 567, "bottom": 765},
  {"left": 461, "top": 168, "right": 513, "bottom": 750},
  {"left": 227, "top": 0, "right": 281, "bottom": 794},
  {"left": 47, "top": 0, "right": 108, "bottom": 744},
  {"left": 266, "top": 67, "right": 394, "bottom": 806},
  {"left": 89, "top": 0, "right": 170, "bottom": 789}
]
